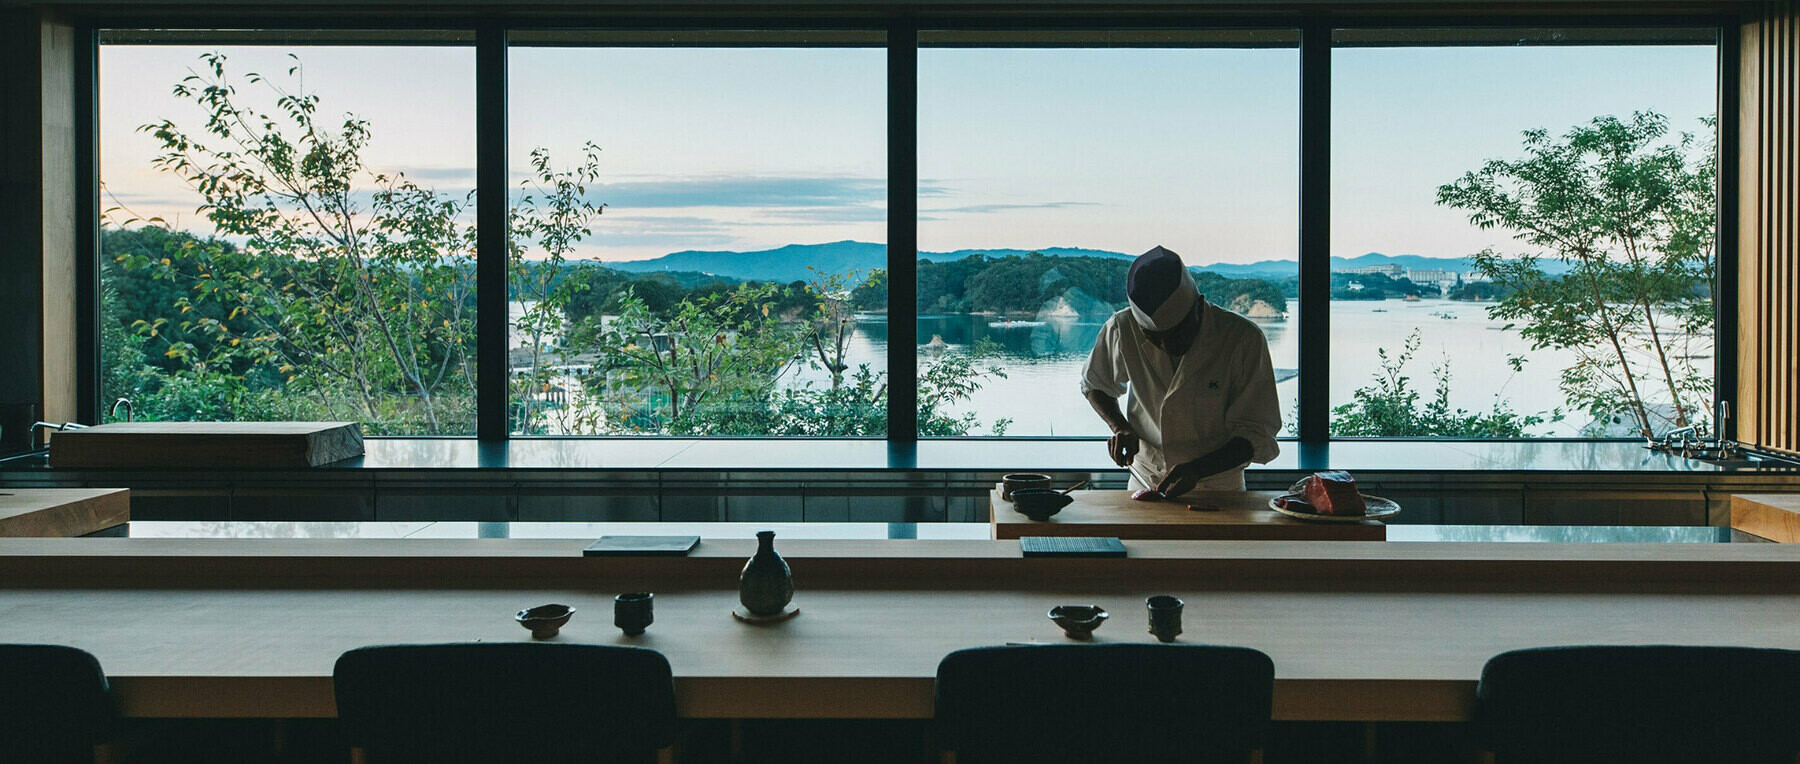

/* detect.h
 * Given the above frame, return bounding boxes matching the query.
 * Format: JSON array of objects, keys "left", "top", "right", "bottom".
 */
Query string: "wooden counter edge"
[
  {"left": 108, "top": 675, "right": 1472, "bottom": 722},
  {"left": 6, "top": 538, "right": 1800, "bottom": 588},
  {"left": 0, "top": 488, "right": 130, "bottom": 538},
  {"left": 1731, "top": 494, "right": 1800, "bottom": 543}
]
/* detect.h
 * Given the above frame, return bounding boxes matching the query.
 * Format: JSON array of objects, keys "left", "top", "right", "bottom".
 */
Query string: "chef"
[{"left": 1081, "top": 245, "right": 1282, "bottom": 498}]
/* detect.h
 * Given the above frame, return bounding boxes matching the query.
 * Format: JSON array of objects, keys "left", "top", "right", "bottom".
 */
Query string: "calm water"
[
  {"left": 789, "top": 299, "right": 1656, "bottom": 437},
  {"left": 526, "top": 298, "right": 1705, "bottom": 437}
]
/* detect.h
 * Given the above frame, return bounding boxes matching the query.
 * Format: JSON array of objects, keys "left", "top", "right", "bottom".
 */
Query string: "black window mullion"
[
  {"left": 1298, "top": 19, "right": 1331, "bottom": 444},
  {"left": 887, "top": 20, "right": 919, "bottom": 455},
  {"left": 1715, "top": 23, "right": 1739, "bottom": 442},
  {"left": 76, "top": 23, "right": 101, "bottom": 426},
  {"left": 475, "top": 23, "right": 509, "bottom": 442}
]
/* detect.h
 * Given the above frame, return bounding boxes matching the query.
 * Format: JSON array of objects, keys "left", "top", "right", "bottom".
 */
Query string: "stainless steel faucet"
[
  {"left": 29, "top": 421, "right": 87, "bottom": 451},
  {"left": 109, "top": 398, "right": 135, "bottom": 422},
  {"left": 1646, "top": 400, "right": 1740, "bottom": 459}
]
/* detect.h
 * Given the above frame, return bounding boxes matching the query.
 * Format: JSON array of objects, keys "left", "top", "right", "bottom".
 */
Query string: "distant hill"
[
  {"left": 609, "top": 241, "right": 890, "bottom": 284},
  {"left": 606, "top": 240, "right": 1562, "bottom": 283}
]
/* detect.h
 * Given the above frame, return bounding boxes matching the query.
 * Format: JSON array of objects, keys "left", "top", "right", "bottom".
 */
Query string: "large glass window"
[
  {"left": 99, "top": 33, "right": 478, "bottom": 434},
  {"left": 917, "top": 32, "right": 1301, "bottom": 437},
  {"left": 83, "top": 23, "right": 1732, "bottom": 445},
  {"left": 506, "top": 33, "right": 887, "bottom": 436},
  {"left": 1330, "top": 29, "right": 1720, "bottom": 438}
]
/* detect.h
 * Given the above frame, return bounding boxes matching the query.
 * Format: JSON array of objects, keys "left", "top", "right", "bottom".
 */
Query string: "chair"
[
  {"left": 333, "top": 643, "right": 678, "bottom": 764},
  {"left": 934, "top": 644, "right": 1274, "bottom": 764},
  {"left": 1473, "top": 645, "right": 1800, "bottom": 764},
  {"left": 0, "top": 644, "right": 117, "bottom": 764}
]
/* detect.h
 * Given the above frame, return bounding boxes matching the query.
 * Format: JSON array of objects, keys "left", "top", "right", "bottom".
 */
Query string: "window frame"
[{"left": 74, "top": 10, "right": 1740, "bottom": 448}]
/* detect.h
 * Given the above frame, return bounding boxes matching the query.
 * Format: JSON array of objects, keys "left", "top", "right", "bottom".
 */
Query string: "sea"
[{"left": 515, "top": 298, "right": 1709, "bottom": 437}]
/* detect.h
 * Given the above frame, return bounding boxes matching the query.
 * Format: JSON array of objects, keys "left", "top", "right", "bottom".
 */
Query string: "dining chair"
[
  {"left": 0, "top": 644, "right": 118, "bottom": 764},
  {"left": 1473, "top": 645, "right": 1800, "bottom": 764},
  {"left": 333, "top": 643, "right": 678, "bottom": 764},
  {"left": 934, "top": 643, "right": 1274, "bottom": 764}
]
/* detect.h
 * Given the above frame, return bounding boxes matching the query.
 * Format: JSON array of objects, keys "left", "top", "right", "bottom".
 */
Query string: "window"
[
  {"left": 1329, "top": 28, "right": 1720, "bottom": 438},
  {"left": 98, "top": 32, "right": 478, "bottom": 434},
  {"left": 505, "top": 32, "right": 887, "bottom": 436},
  {"left": 916, "top": 32, "right": 1301, "bottom": 437},
  {"left": 79, "top": 21, "right": 1733, "bottom": 445}
]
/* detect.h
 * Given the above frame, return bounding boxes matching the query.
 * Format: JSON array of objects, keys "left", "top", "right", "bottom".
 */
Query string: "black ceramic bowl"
[
  {"left": 1048, "top": 605, "right": 1109, "bottom": 640},
  {"left": 1001, "top": 472, "right": 1054, "bottom": 500},
  {"left": 516, "top": 603, "right": 575, "bottom": 639},
  {"left": 1010, "top": 488, "right": 1073, "bottom": 521}
]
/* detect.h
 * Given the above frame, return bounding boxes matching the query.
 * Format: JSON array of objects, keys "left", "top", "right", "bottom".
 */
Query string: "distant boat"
[
  {"left": 988, "top": 319, "right": 1046, "bottom": 329},
  {"left": 1402, "top": 294, "right": 1421, "bottom": 302},
  {"left": 1371, "top": 308, "right": 1387, "bottom": 313}
]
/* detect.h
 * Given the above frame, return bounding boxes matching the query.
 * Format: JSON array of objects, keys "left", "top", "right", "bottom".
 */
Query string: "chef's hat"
[{"left": 1127, "top": 245, "right": 1198, "bottom": 331}]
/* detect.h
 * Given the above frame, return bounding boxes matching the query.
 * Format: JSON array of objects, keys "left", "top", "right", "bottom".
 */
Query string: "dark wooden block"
[{"left": 50, "top": 422, "right": 364, "bottom": 468}]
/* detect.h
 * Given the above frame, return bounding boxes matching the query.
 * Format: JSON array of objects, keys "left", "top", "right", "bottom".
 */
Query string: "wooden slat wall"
[{"left": 1740, "top": 0, "right": 1800, "bottom": 456}]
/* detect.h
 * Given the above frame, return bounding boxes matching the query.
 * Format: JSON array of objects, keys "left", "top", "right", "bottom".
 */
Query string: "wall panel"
[{"left": 1740, "top": 0, "right": 1800, "bottom": 455}]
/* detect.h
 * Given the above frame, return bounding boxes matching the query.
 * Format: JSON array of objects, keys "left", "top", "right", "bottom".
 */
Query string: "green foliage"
[
  {"left": 1437, "top": 111, "right": 1717, "bottom": 437},
  {"left": 1446, "top": 281, "right": 1511, "bottom": 301},
  {"left": 567, "top": 276, "right": 1010, "bottom": 436},
  {"left": 911, "top": 253, "right": 1287, "bottom": 317},
  {"left": 1331, "top": 331, "right": 1556, "bottom": 437},
  {"left": 112, "top": 51, "right": 478, "bottom": 434}
]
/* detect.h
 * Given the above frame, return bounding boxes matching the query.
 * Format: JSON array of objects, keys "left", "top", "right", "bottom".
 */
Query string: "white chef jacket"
[{"left": 1080, "top": 299, "right": 1282, "bottom": 494}]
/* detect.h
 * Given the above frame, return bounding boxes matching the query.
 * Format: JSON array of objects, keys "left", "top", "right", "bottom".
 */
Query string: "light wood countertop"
[{"left": 2, "top": 537, "right": 1798, "bottom": 721}]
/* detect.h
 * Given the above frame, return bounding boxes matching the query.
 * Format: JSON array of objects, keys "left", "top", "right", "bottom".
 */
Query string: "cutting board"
[
  {"left": 0, "top": 488, "right": 130, "bottom": 536},
  {"left": 990, "top": 486, "right": 1387, "bottom": 541},
  {"left": 49, "top": 422, "right": 364, "bottom": 468}
]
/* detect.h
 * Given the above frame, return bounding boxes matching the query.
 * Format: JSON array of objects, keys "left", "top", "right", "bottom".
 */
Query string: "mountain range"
[{"left": 605, "top": 240, "right": 1565, "bottom": 283}]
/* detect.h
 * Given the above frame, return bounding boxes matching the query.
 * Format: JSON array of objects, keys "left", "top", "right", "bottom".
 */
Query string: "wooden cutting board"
[
  {"left": 49, "top": 422, "right": 363, "bottom": 468},
  {"left": 0, "top": 488, "right": 130, "bottom": 537},
  {"left": 990, "top": 486, "right": 1387, "bottom": 541}
]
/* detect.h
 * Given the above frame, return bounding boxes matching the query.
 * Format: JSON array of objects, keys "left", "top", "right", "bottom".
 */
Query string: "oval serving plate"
[{"left": 1268, "top": 493, "right": 1401, "bottom": 522}]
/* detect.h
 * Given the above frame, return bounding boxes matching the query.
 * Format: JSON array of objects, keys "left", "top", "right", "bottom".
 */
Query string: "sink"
[{"left": 1696, "top": 454, "right": 1799, "bottom": 469}]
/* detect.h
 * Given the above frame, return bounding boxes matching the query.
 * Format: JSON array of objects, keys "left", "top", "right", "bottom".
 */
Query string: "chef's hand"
[
  {"left": 1107, "top": 429, "right": 1140, "bottom": 468},
  {"left": 1155, "top": 438, "right": 1254, "bottom": 498},
  {"left": 1155, "top": 460, "right": 1210, "bottom": 499}
]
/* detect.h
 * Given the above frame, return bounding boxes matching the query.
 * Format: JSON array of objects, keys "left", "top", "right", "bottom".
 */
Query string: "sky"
[{"left": 99, "top": 41, "right": 1716, "bottom": 265}]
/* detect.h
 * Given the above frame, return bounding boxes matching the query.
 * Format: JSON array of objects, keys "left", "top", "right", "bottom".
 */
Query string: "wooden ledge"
[{"left": 3, "top": 537, "right": 1799, "bottom": 590}]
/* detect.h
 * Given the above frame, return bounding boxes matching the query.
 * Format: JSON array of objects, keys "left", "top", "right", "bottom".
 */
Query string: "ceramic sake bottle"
[{"left": 739, "top": 530, "right": 794, "bottom": 616}]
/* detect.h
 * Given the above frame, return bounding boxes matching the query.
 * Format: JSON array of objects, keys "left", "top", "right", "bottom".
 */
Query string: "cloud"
[
  {"left": 589, "top": 175, "right": 886, "bottom": 209},
  {"left": 923, "top": 201, "right": 1101, "bottom": 215},
  {"left": 752, "top": 206, "right": 889, "bottom": 224},
  {"left": 396, "top": 166, "right": 477, "bottom": 182}
]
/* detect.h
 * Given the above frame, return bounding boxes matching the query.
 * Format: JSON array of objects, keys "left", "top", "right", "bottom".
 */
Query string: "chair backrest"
[
  {"left": 1474, "top": 645, "right": 1800, "bottom": 764},
  {"left": 0, "top": 644, "right": 115, "bottom": 763},
  {"left": 935, "top": 644, "right": 1274, "bottom": 764},
  {"left": 333, "top": 643, "right": 677, "bottom": 764}
]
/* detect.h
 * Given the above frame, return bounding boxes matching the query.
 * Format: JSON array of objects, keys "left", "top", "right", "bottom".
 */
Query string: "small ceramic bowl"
[
  {"left": 1002, "top": 473, "right": 1053, "bottom": 501},
  {"left": 1048, "top": 605, "right": 1109, "bottom": 640},
  {"left": 516, "top": 603, "right": 575, "bottom": 639},
  {"left": 1010, "top": 488, "right": 1073, "bottom": 521}
]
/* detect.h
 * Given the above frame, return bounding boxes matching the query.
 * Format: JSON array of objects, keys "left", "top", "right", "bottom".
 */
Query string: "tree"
[
  {"left": 1437, "top": 112, "right": 1716, "bottom": 437},
  {"left": 1331, "top": 331, "right": 1553, "bottom": 437},
  {"left": 508, "top": 145, "right": 607, "bottom": 434},
  {"left": 578, "top": 282, "right": 805, "bottom": 433},
  {"left": 112, "top": 52, "right": 478, "bottom": 433}
]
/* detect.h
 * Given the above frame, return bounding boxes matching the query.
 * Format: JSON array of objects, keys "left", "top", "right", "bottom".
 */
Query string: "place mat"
[
  {"left": 582, "top": 535, "right": 701, "bottom": 557},
  {"left": 1020, "top": 536, "right": 1127, "bottom": 558}
]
